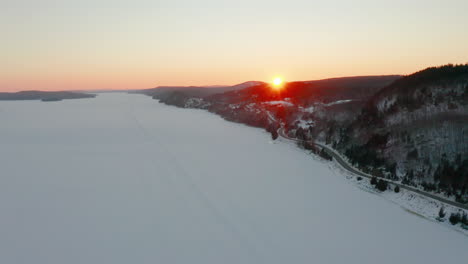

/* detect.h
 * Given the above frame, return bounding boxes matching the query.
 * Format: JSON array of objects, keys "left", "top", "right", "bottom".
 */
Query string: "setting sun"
[{"left": 272, "top": 77, "right": 284, "bottom": 89}]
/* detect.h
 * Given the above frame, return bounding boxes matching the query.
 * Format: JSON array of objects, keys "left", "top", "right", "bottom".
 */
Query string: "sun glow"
[{"left": 272, "top": 77, "right": 284, "bottom": 90}]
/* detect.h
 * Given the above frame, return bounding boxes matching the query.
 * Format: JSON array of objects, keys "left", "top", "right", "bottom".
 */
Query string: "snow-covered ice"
[{"left": 0, "top": 93, "right": 466, "bottom": 264}]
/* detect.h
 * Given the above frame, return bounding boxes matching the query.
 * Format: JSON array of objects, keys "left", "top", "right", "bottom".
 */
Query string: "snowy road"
[
  {"left": 278, "top": 128, "right": 468, "bottom": 210},
  {"left": 0, "top": 93, "right": 466, "bottom": 264}
]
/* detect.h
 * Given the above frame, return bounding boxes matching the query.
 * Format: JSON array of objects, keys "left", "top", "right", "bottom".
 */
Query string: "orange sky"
[{"left": 2, "top": 0, "right": 468, "bottom": 92}]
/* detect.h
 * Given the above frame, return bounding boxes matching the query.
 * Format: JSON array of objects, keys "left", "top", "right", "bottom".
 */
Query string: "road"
[{"left": 278, "top": 127, "right": 468, "bottom": 211}]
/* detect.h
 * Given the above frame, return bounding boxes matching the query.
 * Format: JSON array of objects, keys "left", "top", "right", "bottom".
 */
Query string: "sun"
[
  {"left": 273, "top": 77, "right": 283, "bottom": 86},
  {"left": 272, "top": 77, "right": 284, "bottom": 90}
]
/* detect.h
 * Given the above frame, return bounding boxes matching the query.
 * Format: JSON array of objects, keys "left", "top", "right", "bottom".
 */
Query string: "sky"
[{"left": 2, "top": 0, "right": 468, "bottom": 91}]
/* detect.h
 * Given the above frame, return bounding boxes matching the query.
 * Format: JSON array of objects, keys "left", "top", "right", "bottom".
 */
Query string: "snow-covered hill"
[
  {"left": 0, "top": 93, "right": 466, "bottom": 264},
  {"left": 339, "top": 65, "right": 468, "bottom": 201}
]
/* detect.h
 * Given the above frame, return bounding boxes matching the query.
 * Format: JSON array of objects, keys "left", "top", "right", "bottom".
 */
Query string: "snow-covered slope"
[
  {"left": 340, "top": 65, "right": 468, "bottom": 199},
  {"left": 0, "top": 93, "right": 466, "bottom": 264}
]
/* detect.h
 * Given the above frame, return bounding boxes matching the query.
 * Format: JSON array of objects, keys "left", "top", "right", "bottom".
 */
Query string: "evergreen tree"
[
  {"left": 388, "top": 163, "right": 397, "bottom": 179},
  {"left": 438, "top": 207, "right": 446, "bottom": 218},
  {"left": 376, "top": 179, "right": 388, "bottom": 191},
  {"left": 449, "top": 212, "right": 461, "bottom": 225},
  {"left": 462, "top": 212, "right": 468, "bottom": 225},
  {"left": 295, "top": 127, "right": 305, "bottom": 140},
  {"left": 271, "top": 129, "right": 278, "bottom": 140}
]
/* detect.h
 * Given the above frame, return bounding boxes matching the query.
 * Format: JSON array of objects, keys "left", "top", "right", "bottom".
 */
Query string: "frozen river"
[{"left": 0, "top": 93, "right": 466, "bottom": 264}]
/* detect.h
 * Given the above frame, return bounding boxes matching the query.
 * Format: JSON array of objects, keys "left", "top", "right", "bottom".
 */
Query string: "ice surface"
[{"left": 0, "top": 93, "right": 466, "bottom": 264}]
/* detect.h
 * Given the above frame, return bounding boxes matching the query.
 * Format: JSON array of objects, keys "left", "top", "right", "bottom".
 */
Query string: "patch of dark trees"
[
  {"left": 345, "top": 145, "right": 384, "bottom": 169},
  {"left": 402, "top": 155, "right": 468, "bottom": 203},
  {"left": 371, "top": 177, "right": 389, "bottom": 191},
  {"left": 209, "top": 107, "right": 270, "bottom": 130},
  {"left": 266, "top": 123, "right": 279, "bottom": 140},
  {"left": 341, "top": 131, "right": 398, "bottom": 180},
  {"left": 318, "top": 148, "right": 333, "bottom": 161},
  {"left": 447, "top": 210, "right": 468, "bottom": 226},
  {"left": 433, "top": 155, "right": 468, "bottom": 203}
]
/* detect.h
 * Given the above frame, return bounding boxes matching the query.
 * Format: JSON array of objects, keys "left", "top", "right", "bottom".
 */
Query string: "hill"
[
  {"left": 330, "top": 65, "right": 468, "bottom": 202},
  {"left": 208, "top": 75, "right": 400, "bottom": 105},
  {"left": 133, "top": 81, "right": 265, "bottom": 106},
  {"left": 0, "top": 90, "right": 96, "bottom": 101}
]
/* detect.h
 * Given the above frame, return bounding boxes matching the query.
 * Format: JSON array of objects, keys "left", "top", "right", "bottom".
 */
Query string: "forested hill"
[
  {"left": 0, "top": 91, "right": 96, "bottom": 101},
  {"left": 208, "top": 75, "right": 400, "bottom": 106},
  {"left": 133, "top": 81, "right": 265, "bottom": 105},
  {"left": 334, "top": 64, "right": 468, "bottom": 202}
]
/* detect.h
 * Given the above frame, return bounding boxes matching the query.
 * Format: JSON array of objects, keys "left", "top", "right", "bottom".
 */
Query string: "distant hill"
[
  {"left": 208, "top": 75, "right": 401, "bottom": 106},
  {"left": 0, "top": 90, "right": 96, "bottom": 101},
  {"left": 134, "top": 81, "right": 265, "bottom": 99},
  {"left": 146, "top": 75, "right": 401, "bottom": 132},
  {"left": 145, "top": 75, "right": 400, "bottom": 109}
]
